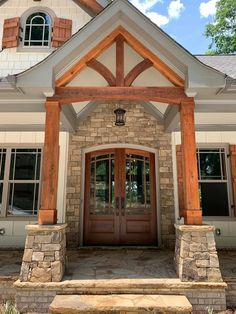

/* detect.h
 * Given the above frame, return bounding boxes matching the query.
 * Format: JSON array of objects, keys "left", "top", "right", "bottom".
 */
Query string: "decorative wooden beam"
[
  {"left": 49, "top": 86, "right": 187, "bottom": 105},
  {"left": 56, "top": 27, "right": 122, "bottom": 87},
  {"left": 73, "top": 0, "right": 103, "bottom": 15},
  {"left": 125, "top": 59, "right": 153, "bottom": 86},
  {"left": 179, "top": 98, "right": 202, "bottom": 225},
  {"left": 119, "top": 27, "right": 184, "bottom": 87},
  {"left": 38, "top": 101, "right": 61, "bottom": 225},
  {"left": 56, "top": 26, "right": 184, "bottom": 88},
  {"left": 86, "top": 59, "right": 116, "bottom": 86},
  {"left": 116, "top": 35, "right": 125, "bottom": 86}
]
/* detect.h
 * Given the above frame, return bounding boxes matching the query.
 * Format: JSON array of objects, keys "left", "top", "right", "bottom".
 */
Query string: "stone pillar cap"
[
  {"left": 174, "top": 224, "right": 215, "bottom": 232},
  {"left": 25, "top": 223, "right": 67, "bottom": 232}
]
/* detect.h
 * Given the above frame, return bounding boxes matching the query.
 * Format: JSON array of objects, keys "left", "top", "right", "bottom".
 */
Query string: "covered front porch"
[{"left": 1, "top": 0, "right": 236, "bottom": 312}]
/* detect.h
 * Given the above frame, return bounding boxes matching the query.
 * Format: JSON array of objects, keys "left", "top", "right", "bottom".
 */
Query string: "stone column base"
[
  {"left": 20, "top": 224, "right": 67, "bottom": 283},
  {"left": 174, "top": 224, "right": 223, "bottom": 282}
]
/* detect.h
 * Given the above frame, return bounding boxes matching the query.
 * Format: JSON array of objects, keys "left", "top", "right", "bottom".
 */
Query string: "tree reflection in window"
[
  {"left": 126, "top": 154, "right": 151, "bottom": 214},
  {"left": 24, "top": 12, "right": 51, "bottom": 47},
  {"left": 197, "top": 148, "right": 229, "bottom": 216}
]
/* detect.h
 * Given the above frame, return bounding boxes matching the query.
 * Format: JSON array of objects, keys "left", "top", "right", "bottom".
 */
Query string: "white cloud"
[
  {"left": 146, "top": 12, "right": 169, "bottom": 26},
  {"left": 199, "top": 0, "right": 218, "bottom": 18},
  {"left": 168, "top": 0, "right": 185, "bottom": 19},
  {"left": 130, "top": 0, "right": 184, "bottom": 27},
  {"left": 130, "top": 0, "right": 161, "bottom": 14},
  {"left": 130, "top": 0, "right": 169, "bottom": 26}
]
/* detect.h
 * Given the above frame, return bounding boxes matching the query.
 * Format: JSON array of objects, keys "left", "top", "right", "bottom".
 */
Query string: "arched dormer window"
[
  {"left": 23, "top": 12, "right": 52, "bottom": 47},
  {"left": 2, "top": 8, "right": 72, "bottom": 50}
]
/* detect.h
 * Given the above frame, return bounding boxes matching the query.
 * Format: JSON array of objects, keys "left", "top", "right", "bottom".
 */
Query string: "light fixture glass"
[{"left": 114, "top": 108, "right": 126, "bottom": 126}]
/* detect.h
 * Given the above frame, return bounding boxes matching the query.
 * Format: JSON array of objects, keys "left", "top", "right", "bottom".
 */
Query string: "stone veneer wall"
[
  {"left": 66, "top": 103, "right": 175, "bottom": 247},
  {"left": 14, "top": 281, "right": 227, "bottom": 313},
  {"left": 175, "top": 225, "right": 223, "bottom": 282},
  {"left": 20, "top": 225, "right": 67, "bottom": 282},
  {"left": 0, "top": 278, "right": 17, "bottom": 304}
]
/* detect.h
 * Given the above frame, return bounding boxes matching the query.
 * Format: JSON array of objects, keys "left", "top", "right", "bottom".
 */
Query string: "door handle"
[
  {"left": 115, "top": 197, "right": 120, "bottom": 216},
  {"left": 121, "top": 197, "right": 125, "bottom": 216}
]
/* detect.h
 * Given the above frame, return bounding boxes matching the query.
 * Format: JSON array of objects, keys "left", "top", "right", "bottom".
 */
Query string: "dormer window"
[
  {"left": 2, "top": 9, "right": 72, "bottom": 50},
  {"left": 23, "top": 12, "right": 52, "bottom": 47}
]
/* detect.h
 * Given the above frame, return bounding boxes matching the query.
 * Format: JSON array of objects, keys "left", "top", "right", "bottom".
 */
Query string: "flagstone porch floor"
[{"left": 0, "top": 248, "right": 235, "bottom": 281}]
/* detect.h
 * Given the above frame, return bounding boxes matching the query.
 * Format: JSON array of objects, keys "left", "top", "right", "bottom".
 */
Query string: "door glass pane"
[
  {"left": 96, "top": 160, "right": 110, "bottom": 211},
  {"left": 200, "top": 182, "right": 229, "bottom": 216},
  {"left": 126, "top": 154, "right": 151, "bottom": 214},
  {"left": 89, "top": 154, "right": 114, "bottom": 215},
  {"left": 146, "top": 161, "right": 151, "bottom": 207}
]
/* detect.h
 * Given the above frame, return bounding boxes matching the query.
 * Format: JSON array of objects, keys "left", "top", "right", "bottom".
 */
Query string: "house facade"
[
  {"left": 0, "top": 0, "right": 236, "bottom": 248},
  {"left": 1, "top": 0, "right": 236, "bottom": 312},
  {"left": 0, "top": 0, "right": 236, "bottom": 251}
]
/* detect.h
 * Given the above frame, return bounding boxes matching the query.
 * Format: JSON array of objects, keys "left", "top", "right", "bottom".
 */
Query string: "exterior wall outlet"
[
  {"left": 215, "top": 228, "right": 221, "bottom": 236},
  {"left": 0, "top": 228, "right": 5, "bottom": 235}
]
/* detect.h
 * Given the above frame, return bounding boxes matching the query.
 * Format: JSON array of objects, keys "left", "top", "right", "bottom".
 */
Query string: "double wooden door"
[{"left": 84, "top": 148, "right": 157, "bottom": 245}]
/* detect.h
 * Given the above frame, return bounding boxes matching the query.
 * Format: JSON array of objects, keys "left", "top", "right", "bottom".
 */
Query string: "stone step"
[{"left": 49, "top": 294, "right": 192, "bottom": 314}]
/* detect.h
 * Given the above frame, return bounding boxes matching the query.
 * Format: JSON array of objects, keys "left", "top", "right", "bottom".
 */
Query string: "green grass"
[{"left": 0, "top": 301, "right": 20, "bottom": 314}]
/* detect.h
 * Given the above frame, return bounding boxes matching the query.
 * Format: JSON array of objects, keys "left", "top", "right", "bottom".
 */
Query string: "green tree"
[{"left": 205, "top": 0, "right": 236, "bottom": 54}]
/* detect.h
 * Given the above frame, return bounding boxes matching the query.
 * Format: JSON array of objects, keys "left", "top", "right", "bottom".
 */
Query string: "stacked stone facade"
[
  {"left": 66, "top": 103, "right": 175, "bottom": 248},
  {"left": 20, "top": 224, "right": 67, "bottom": 282},
  {"left": 175, "top": 224, "right": 223, "bottom": 282}
]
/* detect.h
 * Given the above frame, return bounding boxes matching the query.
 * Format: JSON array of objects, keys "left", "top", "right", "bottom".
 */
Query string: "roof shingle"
[{"left": 196, "top": 55, "right": 236, "bottom": 79}]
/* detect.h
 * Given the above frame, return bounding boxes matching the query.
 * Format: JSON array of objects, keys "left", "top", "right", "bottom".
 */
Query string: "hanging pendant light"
[{"left": 114, "top": 108, "right": 126, "bottom": 126}]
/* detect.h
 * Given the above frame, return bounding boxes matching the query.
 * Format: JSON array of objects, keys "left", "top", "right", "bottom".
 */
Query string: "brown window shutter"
[
  {"left": 176, "top": 145, "right": 184, "bottom": 217},
  {"left": 52, "top": 17, "right": 72, "bottom": 48},
  {"left": 2, "top": 17, "right": 20, "bottom": 49},
  {"left": 229, "top": 145, "right": 236, "bottom": 216}
]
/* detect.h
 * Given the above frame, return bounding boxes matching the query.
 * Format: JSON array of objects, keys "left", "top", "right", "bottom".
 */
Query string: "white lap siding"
[
  {"left": 0, "top": 131, "right": 69, "bottom": 248},
  {"left": 0, "top": 0, "right": 91, "bottom": 77},
  {"left": 172, "top": 131, "right": 236, "bottom": 249}
]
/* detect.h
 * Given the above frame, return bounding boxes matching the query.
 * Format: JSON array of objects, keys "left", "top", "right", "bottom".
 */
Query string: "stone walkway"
[
  {"left": 65, "top": 248, "right": 177, "bottom": 280},
  {"left": 0, "top": 248, "right": 235, "bottom": 281},
  {"left": 218, "top": 250, "right": 236, "bottom": 279}
]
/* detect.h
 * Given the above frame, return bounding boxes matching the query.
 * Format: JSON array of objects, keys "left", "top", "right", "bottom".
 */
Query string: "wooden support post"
[
  {"left": 180, "top": 98, "right": 202, "bottom": 225},
  {"left": 116, "top": 35, "right": 125, "bottom": 86},
  {"left": 38, "top": 101, "right": 61, "bottom": 225}
]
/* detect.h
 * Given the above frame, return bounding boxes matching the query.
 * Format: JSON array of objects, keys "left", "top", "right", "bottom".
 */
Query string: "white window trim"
[
  {"left": 197, "top": 143, "right": 234, "bottom": 219},
  {"left": 0, "top": 144, "right": 43, "bottom": 220},
  {"left": 18, "top": 7, "right": 55, "bottom": 51}
]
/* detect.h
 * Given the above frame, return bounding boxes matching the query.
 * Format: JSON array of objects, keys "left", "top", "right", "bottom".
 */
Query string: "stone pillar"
[
  {"left": 174, "top": 224, "right": 223, "bottom": 282},
  {"left": 20, "top": 224, "right": 67, "bottom": 282}
]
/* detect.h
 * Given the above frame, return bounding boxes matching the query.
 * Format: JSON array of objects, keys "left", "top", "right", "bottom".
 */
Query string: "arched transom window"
[{"left": 24, "top": 12, "right": 51, "bottom": 47}]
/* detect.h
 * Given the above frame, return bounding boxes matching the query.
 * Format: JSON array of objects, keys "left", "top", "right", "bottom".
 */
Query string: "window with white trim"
[
  {"left": 0, "top": 148, "right": 42, "bottom": 217},
  {"left": 197, "top": 147, "right": 230, "bottom": 216},
  {"left": 23, "top": 12, "right": 52, "bottom": 47}
]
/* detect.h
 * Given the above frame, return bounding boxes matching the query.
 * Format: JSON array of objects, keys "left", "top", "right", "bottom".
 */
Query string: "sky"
[{"left": 129, "top": 0, "right": 218, "bottom": 54}]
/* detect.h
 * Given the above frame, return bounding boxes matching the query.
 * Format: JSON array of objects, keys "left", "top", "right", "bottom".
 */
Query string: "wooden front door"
[{"left": 84, "top": 148, "right": 157, "bottom": 245}]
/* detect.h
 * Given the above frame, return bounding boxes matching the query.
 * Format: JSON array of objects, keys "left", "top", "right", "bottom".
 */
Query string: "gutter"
[{"left": 217, "top": 76, "right": 236, "bottom": 94}]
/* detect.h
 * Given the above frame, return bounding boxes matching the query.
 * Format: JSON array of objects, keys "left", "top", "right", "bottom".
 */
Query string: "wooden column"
[
  {"left": 180, "top": 98, "right": 202, "bottom": 225},
  {"left": 38, "top": 101, "right": 61, "bottom": 225}
]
